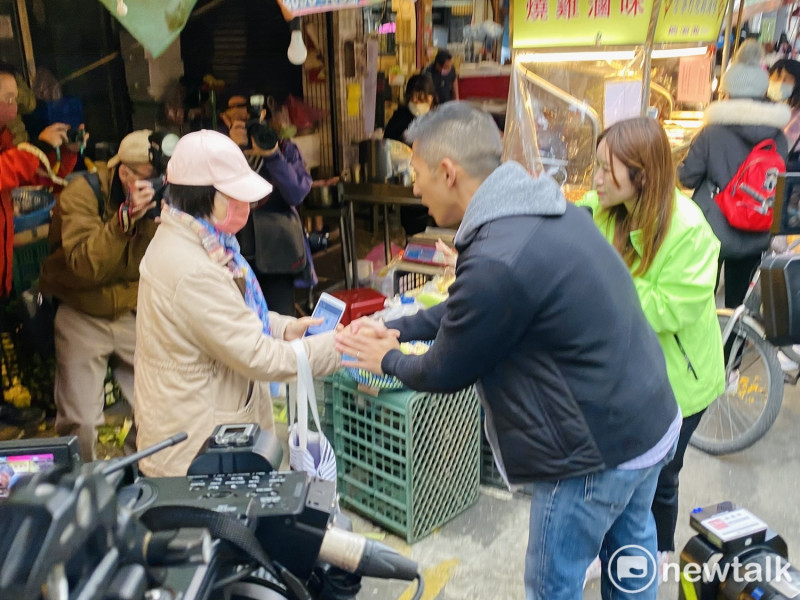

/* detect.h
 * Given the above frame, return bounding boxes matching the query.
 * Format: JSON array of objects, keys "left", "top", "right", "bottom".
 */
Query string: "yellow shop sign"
[
  {"left": 654, "top": 0, "right": 727, "bottom": 43},
  {"left": 512, "top": 0, "right": 653, "bottom": 48}
]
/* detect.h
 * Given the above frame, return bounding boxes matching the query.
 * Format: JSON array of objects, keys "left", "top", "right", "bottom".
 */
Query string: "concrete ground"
[{"left": 337, "top": 382, "right": 800, "bottom": 600}]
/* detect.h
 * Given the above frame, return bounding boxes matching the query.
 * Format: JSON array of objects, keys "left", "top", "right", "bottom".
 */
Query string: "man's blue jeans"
[{"left": 524, "top": 452, "right": 673, "bottom": 600}]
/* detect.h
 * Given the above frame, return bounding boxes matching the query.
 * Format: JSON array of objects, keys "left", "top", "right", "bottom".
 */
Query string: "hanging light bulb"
[
  {"left": 116, "top": 0, "right": 128, "bottom": 16},
  {"left": 287, "top": 18, "right": 307, "bottom": 66}
]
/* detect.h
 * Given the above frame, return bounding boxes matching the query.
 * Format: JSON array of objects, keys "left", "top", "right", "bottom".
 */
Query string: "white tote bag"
[{"left": 287, "top": 340, "right": 337, "bottom": 487}]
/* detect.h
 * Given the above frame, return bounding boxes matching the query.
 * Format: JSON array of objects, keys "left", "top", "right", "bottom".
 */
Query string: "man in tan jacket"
[{"left": 39, "top": 130, "right": 159, "bottom": 461}]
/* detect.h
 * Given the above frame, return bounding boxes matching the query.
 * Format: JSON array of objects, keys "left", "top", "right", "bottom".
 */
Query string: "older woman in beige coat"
[{"left": 134, "top": 130, "right": 340, "bottom": 477}]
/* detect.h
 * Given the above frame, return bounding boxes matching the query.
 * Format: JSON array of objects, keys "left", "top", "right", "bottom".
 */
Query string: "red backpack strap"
[{"left": 754, "top": 139, "right": 777, "bottom": 152}]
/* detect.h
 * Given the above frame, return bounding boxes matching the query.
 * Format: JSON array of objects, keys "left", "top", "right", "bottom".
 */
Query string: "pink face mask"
[
  {"left": 0, "top": 103, "right": 18, "bottom": 124},
  {"left": 215, "top": 197, "right": 250, "bottom": 234}
]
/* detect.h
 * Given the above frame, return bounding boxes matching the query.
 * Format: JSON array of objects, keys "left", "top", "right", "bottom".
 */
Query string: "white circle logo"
[{"left": 607, "top": 544, "right": 657, "bottom": 594}]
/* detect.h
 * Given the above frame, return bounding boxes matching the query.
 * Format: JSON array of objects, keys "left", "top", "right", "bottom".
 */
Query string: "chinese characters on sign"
[
  {"left": 527, "top": 0, "right": 548, "bottom": 20},
  {"left": 557, "top": 0, "right": 578, "bottom": 20},
  {"left": 655, "top": 0, "right": 726, "bottom": 43},
  {"left": 513, "top": 0, "right": 652, "bottom": 47},
  {"left": 588, "top": 0, "right": 610, "bottom": 18}
]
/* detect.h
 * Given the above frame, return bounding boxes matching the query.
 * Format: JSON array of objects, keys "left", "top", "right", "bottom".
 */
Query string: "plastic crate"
[
  {"left": 12, "top": 238, "right": 49, "bottom": 293},
  {"left": 313, "top": 375, "right": 336, "bottom": 442},
  {"left": 392, "top": 260, "right": 445, "bottom": 296},
  {"left": 480, "top": 428, "right": 505, "bottom": 488},
  {"left": 13, "top": 202, "right": 54, "bottom": 232},
  {"left": 479, "top": 422, "right": 530, "bottom": 494},
  {"left": 332, "top": 372, "right": 480, "bottom": 543}
]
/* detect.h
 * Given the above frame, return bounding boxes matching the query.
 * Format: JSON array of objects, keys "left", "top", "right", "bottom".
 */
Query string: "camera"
[
  {"left": 0, "top": 424, "right": 422, "bottom": 600},
  {"left": 679, "top": 501, "right": 800, "bottom": 599},
  {"left": 245, "top": 94, "right": 279, "bottom": 151},
  {"left": 143, "top": 175, "right": 167, "bottom": 219},
  {"left": 65, "top": 127, "right": 83, "bottom": 144}
]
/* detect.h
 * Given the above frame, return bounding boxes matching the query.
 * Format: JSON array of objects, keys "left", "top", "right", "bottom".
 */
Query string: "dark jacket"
[
  {"left": 384, "top": 106, "right": 415, "bottom": 143},
  {"left": 236, "top": 140, "right": 313, "bottom": 278},
  {"left": 382, "top": 162, "right": 679, "bottom": 483},
  {"left": 678, "top": 98, "right": 791, "bottom": 259}
]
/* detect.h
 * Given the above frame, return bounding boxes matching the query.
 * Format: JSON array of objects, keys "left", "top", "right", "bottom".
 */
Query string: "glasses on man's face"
[{"left": 227, "top": 103, "right": 248, "bottom": 111}]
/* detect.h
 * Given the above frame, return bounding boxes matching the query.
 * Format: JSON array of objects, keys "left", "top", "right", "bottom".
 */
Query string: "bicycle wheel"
[{"left": 690, "top": 312, "right": 784, "bottom": 455}]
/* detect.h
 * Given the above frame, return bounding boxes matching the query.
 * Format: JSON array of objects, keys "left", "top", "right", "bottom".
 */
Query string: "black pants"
[
  {"left": 256, "top": 273, "right": 296, "bottom": 317},
  {"left": 652, "top": 409, "right": 705, "bottom": 552},
  {"left": 717, "top": 255, "right": 761, "bottom": 308}
]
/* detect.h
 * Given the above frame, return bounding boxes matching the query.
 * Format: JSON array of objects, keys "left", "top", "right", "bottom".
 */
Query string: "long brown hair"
[{"left": 599, "top": 117, "right": 675, "bottom": 277}]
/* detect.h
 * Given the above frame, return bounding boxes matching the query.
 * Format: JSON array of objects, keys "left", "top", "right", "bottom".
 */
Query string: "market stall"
[{"left": 506, "top": 0, "right": 728, "bottom": 199}]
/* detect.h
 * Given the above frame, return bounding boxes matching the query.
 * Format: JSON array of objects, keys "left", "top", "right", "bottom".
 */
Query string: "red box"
[{"left": 331, "top": 288, "right": 387, "bottom": 326}]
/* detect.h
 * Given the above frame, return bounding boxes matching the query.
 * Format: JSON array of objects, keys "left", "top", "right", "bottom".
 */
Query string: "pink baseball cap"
[{"left": 166, "top": 130, "right": 273, "bottom": 202}]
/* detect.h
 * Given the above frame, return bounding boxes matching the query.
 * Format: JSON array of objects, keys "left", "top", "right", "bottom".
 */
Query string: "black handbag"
[{"left": 238, "top": 206, "right": 308, "bottom": 275}]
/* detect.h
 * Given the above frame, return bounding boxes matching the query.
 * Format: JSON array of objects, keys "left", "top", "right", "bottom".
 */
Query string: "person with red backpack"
[{"left": 679, "top": 39, "right": 790, "bottom": 307}]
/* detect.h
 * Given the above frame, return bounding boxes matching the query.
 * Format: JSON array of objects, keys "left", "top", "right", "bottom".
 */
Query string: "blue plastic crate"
[{"left": 13, "top": 202, "right": 54, "bottom": 233}]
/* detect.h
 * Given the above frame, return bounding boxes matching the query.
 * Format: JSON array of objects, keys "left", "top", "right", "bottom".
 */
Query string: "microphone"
[
  {"left": 318, "top": 526, "right": 419, "bottom": 581},
  {"left": 103, "top": 432, "right": 188, "bottom": 476}
]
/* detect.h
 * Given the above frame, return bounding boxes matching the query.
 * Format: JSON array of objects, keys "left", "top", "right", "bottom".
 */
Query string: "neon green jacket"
[{"left": 578, "top": 189, "right": 724, "bottom": 416}]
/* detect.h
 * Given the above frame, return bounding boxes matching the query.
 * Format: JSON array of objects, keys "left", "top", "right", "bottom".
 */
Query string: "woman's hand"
[{"left": 283, "top": 317, "right": 323, "bottom": 341}]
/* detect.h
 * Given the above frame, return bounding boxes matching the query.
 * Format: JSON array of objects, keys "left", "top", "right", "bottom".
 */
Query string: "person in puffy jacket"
[
  {"left": 678, "top": 39, "right": 790, "bottom": 308},
  {"left": 336, "top": 103, "right": 680, "bottom": 600},
  {"left": 579, "top": 116, "right": 724, "bottom": 574}
]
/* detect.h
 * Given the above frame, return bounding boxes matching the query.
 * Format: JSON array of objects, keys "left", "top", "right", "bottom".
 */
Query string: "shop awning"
[
  {"left": 97, "top": 0, "right": 199, "bottom": 58},
  {"left": 98, "top": 0, "right": 390, "bottom": 58}
]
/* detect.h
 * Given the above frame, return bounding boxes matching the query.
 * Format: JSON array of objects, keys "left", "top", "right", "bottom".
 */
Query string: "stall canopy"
[
  {"left": 97, "top": 0, "right": 199, "bottom": 58},
  {"left": 98, "top": 0, "right": 389, "bottom": 58}
]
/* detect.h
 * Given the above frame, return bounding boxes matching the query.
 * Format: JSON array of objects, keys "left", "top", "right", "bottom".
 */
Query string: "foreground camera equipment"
[
  {"left": 0, "top": 424, "right": 424, "bottom": 600},
  {"left": 680, "top": 501, "right": 800, "bottom": 599}
]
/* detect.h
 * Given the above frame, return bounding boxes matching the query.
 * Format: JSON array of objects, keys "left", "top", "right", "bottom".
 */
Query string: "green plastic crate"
[
  {"left": 13, "top": 238, "right": 49, "bottom": 293},
  {"left": 480, "top": 428, "right": 505, "bottom": 489},
  {"left": 313, "top": 374, "right": 336, "bottom": 442},
  {"left": 332, "top": 373, "right": 480, "bottom": 543}
]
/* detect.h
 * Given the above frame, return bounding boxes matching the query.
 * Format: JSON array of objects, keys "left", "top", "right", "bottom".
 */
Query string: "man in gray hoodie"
[{"left": 336, "top": 102, "right": 680, "bottom": 599}]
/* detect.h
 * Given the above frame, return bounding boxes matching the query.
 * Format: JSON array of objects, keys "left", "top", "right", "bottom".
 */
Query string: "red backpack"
[{"left": 714, "top": 139, "right": 785, "bottom": 232}]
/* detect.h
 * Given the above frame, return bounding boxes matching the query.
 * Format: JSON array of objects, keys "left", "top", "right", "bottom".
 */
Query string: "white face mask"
[
  {"left": 408, "top": 102, "right": 431, "bottom": 117},
  {"left": 768, "top": 81, "right": 794, "bottom": 102}
]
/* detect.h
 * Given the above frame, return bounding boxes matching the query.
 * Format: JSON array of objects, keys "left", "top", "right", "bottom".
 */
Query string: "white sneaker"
[
  {"left": 726, "top": 369, "right": 740, "bottom": 395},
  {"left": 777, "top": 351, "right": 799, "bottom": 372},
  {"left": 584, "top": 556, "right": 602, "bottom": 588}
]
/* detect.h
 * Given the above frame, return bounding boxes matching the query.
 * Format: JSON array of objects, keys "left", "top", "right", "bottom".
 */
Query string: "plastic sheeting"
[{"left": 503, "top": 61, "right": 602, "bottom": 200}]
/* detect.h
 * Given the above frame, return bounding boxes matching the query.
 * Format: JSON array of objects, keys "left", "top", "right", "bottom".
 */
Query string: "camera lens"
[{"left": 66, "top": 128, "right": 82, "bottom": 144}]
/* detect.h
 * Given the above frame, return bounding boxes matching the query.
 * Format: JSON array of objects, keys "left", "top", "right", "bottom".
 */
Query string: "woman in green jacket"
[{"left": 578, "top": 116, "right": 725, "bottom": 566}]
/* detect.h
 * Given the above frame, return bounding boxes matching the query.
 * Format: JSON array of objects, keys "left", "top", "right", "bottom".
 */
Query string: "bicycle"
[{"left": 689, "top": 246, "right": 796, "bottom": 455}]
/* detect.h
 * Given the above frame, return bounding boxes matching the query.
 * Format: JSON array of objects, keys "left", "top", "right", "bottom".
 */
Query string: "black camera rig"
[
  {"left": 680, "top": 501, "right": 800, "bottom": 599},
  {"left": 0, "top": 424, "right": 423, "bottom": 600}
]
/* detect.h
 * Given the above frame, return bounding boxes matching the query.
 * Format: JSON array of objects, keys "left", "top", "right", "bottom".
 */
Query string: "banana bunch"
[{"left": 4, "top": 378, "right": 32, "bottom": 408}]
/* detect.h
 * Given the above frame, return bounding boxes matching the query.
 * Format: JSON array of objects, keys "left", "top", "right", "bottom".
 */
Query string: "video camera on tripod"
[{"left": 0, "top": 423, "right": 424, "bottom": 600}]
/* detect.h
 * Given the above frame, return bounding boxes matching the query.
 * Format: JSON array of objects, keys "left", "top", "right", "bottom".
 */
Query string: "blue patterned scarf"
[{"left": 165, "top": 205, "right": 270, "bottom": 336}]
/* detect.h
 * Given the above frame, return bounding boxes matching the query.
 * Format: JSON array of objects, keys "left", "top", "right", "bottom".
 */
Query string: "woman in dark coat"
[{"left": 678, "top": 40, "right": 790, "bottom": 308}]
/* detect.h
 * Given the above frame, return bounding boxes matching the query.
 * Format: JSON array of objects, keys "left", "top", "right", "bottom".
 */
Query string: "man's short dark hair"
[
  {"left": 434, "top": 50, "right": 452, "bottom": 67},
  {"left": 168, "top": 184, "right": 217, "bottom": 218}
]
